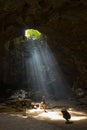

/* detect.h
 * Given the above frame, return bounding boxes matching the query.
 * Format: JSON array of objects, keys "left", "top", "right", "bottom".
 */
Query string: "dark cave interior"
[{"left": 0, "top": 0, "right": 87, "bottom": 105}]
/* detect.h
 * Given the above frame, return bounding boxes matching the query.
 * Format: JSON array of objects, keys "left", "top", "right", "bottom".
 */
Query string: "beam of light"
[{"left": 25, "top": 29, "right": 72, "bottom": 100}]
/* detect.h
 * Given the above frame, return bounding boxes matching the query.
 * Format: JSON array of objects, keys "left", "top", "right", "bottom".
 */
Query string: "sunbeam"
[{"left": 25, "top": 29, "right": 72, "bottom": 100}]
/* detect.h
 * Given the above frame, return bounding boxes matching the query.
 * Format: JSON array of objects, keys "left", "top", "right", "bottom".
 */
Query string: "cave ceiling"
[{"left": 0, "top": 0, "right": 87, "bottom": 41}]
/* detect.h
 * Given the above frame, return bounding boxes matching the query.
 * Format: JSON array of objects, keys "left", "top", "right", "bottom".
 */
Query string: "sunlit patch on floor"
[
  {"left": 68, "top": 110, "right": 87, "bottom": 121},
  {"left": 25, "top": 108, "right": 87, "bottom": 121},
  {"left": 10, "top": 113, "right": 28, "bottom": 119},
  {"left": 27, "top": 108, "right": 63, "bottom": 120},
  {"left": 7, "top": 107, "right": 87, "bottom": 122}
]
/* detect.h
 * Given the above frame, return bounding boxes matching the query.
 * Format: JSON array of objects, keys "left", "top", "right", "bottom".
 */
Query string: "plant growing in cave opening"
[{"left": 25, "top": 29, "right": 41, "bottom": 40}]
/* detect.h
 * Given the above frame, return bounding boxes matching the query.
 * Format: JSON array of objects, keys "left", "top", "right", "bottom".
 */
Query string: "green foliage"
[{"left": 25, "top": 29, "right": 41, "bottom": 40}]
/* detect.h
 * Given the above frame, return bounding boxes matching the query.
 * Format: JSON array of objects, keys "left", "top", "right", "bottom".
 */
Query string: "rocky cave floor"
[{"left": 0, "top": 99, "right": 87, "bottom": 130}]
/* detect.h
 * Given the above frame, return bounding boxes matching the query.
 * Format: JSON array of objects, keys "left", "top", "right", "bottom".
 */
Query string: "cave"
[{"left": 0, "top": 0, "right": 87, "bottom": 130}]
